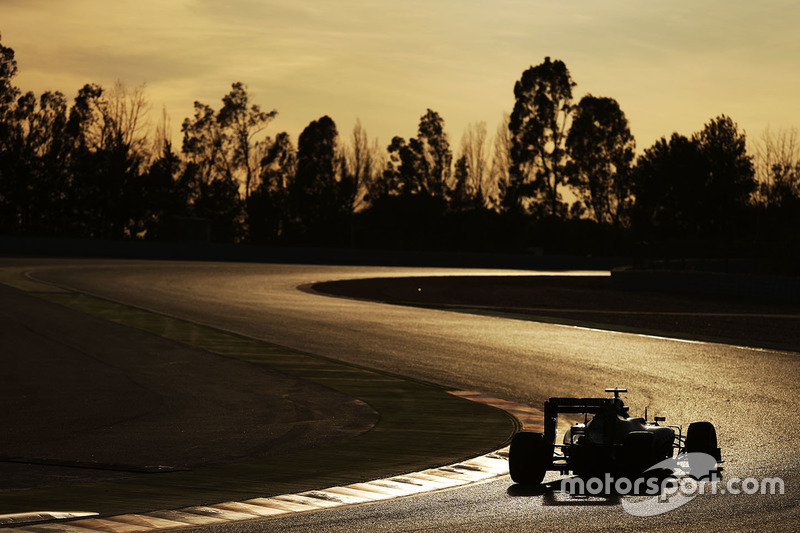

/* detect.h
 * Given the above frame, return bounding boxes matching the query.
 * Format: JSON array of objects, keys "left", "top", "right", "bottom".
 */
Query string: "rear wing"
[{"left": 544, "top": 397, "right": 627, "bottom": 443}]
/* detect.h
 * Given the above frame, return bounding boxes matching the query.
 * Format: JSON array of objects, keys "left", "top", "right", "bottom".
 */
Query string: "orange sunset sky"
[{"left": 2, "top": 0, "right": 799, "bottom": 151}]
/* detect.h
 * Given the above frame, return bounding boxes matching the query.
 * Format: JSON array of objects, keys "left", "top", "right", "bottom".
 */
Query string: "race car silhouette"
[{"left": 508, "top": 388, "right": 721, "bottom": 485}]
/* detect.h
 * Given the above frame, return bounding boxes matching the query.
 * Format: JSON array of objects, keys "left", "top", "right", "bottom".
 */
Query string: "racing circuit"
[{"left": 1, "top": 258, "right": 798, "bottom": 532}]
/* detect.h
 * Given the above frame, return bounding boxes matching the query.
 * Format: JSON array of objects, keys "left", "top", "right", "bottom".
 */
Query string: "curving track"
[{"left": 4, "top": 258, "right": 799, "bottom": 532}]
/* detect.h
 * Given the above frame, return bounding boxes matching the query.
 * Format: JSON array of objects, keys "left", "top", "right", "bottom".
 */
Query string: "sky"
[{"left": 2, "top": 0, "right": 799, "bottom": 153}]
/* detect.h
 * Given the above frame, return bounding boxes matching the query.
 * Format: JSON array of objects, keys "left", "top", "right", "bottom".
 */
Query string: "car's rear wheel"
[
  {"left": 684, "top": 421, "right": 721, "bottom": 460},
  {"left": 509, "top": 431, "right": 551, "bottom": 485}
]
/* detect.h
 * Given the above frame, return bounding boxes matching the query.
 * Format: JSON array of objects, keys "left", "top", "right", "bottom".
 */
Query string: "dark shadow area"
[
  {"left": 507, "top": 480, "right": 622, "bottom": 507},
  {"left": 508, "top": 471, "right": 682, "bottom": 506},
  {"left": 0, "top": 235, "right": 629, "bottom": 270},
  {"left": 312, "top": 275, "right": 800, "bottom": 352},
  {"left": 0, "top": 281, "right": 518, "bottom": 515},
  {"left": 541, "top": 490, "right": 621, "bottom": 507},
  {"left": 0, "top": 283, "right": 379, "bottom": 492},
  {"left": 507, "top": 482, "right": 551, "bottom": 497}
]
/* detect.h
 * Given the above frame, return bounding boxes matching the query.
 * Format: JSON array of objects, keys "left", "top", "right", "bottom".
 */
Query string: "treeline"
[{"left": 1, "top": 36, "right": 799, "bottom": 263}]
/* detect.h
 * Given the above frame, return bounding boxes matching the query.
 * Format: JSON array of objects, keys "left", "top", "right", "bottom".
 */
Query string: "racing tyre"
[
  {"left": 684, "top": 421, "right": 721, "bottom": 460},
  {"left": 509, "top": 431, "right": 551, "bottom": 485}
]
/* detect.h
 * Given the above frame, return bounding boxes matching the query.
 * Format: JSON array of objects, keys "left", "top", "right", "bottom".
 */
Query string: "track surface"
[
  {"left": 0, "top": 283, "right": 378, "bottom": 492},
  {"left": 5, "top": 258, "right": 799, "bottom": 532},
  {"left": 313, "top": 274, "right": 800, "bottom": 352}
]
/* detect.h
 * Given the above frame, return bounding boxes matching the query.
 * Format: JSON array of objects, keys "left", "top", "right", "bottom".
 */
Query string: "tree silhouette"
[
  {"left": 566, "top": 95, "right": 635, "bottom": 227},
  {"left": 10, "top": 91, "right": 71, "bottom": 235},
  {"left": 99, "top": 82, "right": 151, "bottom": 238},
  {"left": 507, "top": 57, "right": 575, "bottom": 217},
  {"left": 292, "top": 115, "right": 344, "bottom": 241},
  {"left": 341, "top": 118, "right": 381, "bottom": 214},
  {"left": 454, "top": 121, "right": 490, "bottom": 209},
  {"left": 0, "top": 33, "right": 17, "bottom": 115},
  {"left": 192, "top": 172, "right": 244, "bottom": 242},
  {"left": 750, "top": 128, "right": 800, "bottom": 262},
  {"left": 179, "top": 96, "right": 243, "bottom": 242},
  {"left": 380, "top": 109, "right": 452, "bottom": 200},
  {"left": 632, "top": 133, "right": 706, "bottom": 238},
  {"left": 247, "top": 131, "right": 296, "bottom": 243},
  {"left": 5, "top": 28, "right": 799, "bottom": 257},
  {"left": 61, "top": 83, "right": 131, "bottom": 238},
  {"left": 416, "top": 109, "right": 452, "bottom": 199},
  {"left": 362, "top": 110, "right": 455, "bottom": 248},
  {"left": 693, "top": 115, "right": 755, "bottom": 236},
  {"left": 451, "top": 154, "right": 472, "bottom": 209},
  {"left": 181, "top": 102, "right": 224, "bottom": 186},
  {"left": 382, "top": 136, "right": 425, "bottom": 197},
  {"left": 632, "top": 116, "right": 755, "bottom": 239},
  {"left": 0, "top": 35, "right": 21, "bottom": 232},
  {"left": 752, "top": 127, "right": 800, "bottom": 208},
  {"left": 489, "top": 113, "right": 512, "bottom": 211},
  {"left": 218, "top": 82, "right": 277, "bottom": 198},
  {"left": 259, "top": 131, "right": 296, "bottom": 194},
  {"left": 62, "top": 82, "right": 152, "bottom": 239},
  {"left": 141, "top": 130, "right": 185, "bottom": 240},
  {"left": 180, "top": 83, "right": 276, "bottom": 242}
]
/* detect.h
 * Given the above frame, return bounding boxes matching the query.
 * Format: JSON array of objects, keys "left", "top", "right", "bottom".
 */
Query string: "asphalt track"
[
  {"left": 0, "top": 262, "right": 515, "bottom": 517},
  {"left": 0, "top": 282, "right": 379, "bottom": 489},
  {"left": 3, "top": 258, "right": 799, "bottom": 532}
]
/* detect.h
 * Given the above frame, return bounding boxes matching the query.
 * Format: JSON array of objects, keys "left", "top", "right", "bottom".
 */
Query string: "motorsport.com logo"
[{"left": 560, "top": 452, "right": 785, "bottom": 517}]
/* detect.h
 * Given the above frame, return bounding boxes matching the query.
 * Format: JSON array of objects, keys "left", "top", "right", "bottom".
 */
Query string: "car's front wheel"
[{"left": 684, "top": 421, "right": 721, "bottom": 461}]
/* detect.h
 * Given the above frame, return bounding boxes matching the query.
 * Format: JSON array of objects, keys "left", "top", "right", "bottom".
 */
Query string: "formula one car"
[{"left": 508, "top": 388, "right": 721, "bottom": 485}]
